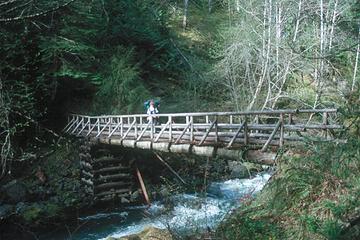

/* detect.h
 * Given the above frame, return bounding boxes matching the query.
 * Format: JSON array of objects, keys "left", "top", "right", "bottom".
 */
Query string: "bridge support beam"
[
  {"left": 123, "top": 140, "right": 136, "bottom": 148},
  {"left": 170, "top": 144, "right": 191, "bottom": 154},
  {"left": 136, "top": 141, "right": 152, "bottom": 150},
  {"left": 217, "top": 148, "right": 242, "bottom": 159},
  {"left": 192, "top": 146, "right": 215, "bottom": 157},
  {"left": 152, "top": 142, "right": 170, "bottom": 152}
]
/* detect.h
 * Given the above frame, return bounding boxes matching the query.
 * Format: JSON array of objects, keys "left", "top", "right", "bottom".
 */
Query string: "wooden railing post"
[
  {"left": 186, "top": 116, "right": 189, "bottom": 132},
  {"left": 323, "top": 112, "right": 328, "bottom": 139},
  {"left": 215, "top": 116, "right": 218, "bottom": 143},
  {"left": 190, "top": 116, "right": 194, "bottom": 143},
  {"left": 81, "top": 116, "right": 84, "bottom": 129},
  {"left": 109, "top": 117, "right": 112, "bottom": 135},
  {"left": 244, "top": 117, "right": 248, "bottom": 145},
  {"left": 140, "top": 116, "right": 143, "bottom": 131},
  {"left": 255, "top": 115, "right": 259, "bottom": 133},
  {"left": 97, "top": 118, "right": 100, "bottom": 134},
  {"left": 134, "top": 117, "right": 138, "bottom": 139},
  {"left": 279, "top": 113, "right": 284, "bottom": 147},
  {"left": 169, "top": 116, "right": 172, "bottom": 142},
  {"left": 150, "top": 118, "right": 154, "bottom": 141},
  {"left": 120, "top": 117, "right": 123, "bottom": 137}
]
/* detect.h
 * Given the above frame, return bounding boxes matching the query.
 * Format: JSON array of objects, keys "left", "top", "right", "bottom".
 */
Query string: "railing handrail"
[{"left": 69, "top": 108, "right": 337, "bottom": 119}]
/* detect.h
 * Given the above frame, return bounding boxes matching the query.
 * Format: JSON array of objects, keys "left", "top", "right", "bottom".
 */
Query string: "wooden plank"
[{"left": 69, "top": 108, "right": 337, "bottom": 119}]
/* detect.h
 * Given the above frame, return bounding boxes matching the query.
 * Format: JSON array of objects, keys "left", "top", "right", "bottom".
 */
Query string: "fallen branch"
[{"left": 154, "top": 152, "right": 186, "bottom": 185}]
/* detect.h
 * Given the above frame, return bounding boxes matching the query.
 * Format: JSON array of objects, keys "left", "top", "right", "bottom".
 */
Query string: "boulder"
[
  {"left": 228, "top": 161, "right": 250, "bottom": 179},
  {"left": 0, "top": 204, "right": 13, "bottom": 220},
  {"left": 108, "top": 226, "right": 172, "bottom": 240},
  {"left": 1, "top": 180, "right": 28, "bottom": 203}
]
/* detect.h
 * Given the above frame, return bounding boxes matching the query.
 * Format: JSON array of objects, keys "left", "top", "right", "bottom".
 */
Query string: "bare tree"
[
  {"left": 0, "top": 77, "right": 12, "bottom": 179},
  {"left": 352, "top": 27, "right": 360, "bottom": 91},
  {"left": 0, "top": 0, "right": 77, "bottom": 23},
  {"left": 183, "top": 0, "right": 189, "bottom": 29}
]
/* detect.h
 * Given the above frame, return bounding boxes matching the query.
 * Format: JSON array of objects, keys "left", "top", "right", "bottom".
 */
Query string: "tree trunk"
[
  {"left": 183, "top": 0, "right": 189, "bottom": 30},
  {"left": 352, "top": 27, "right": 360, "bottom": 91},
  {"left": 293, "top": 0, "right": 302, "bottom": 42}
]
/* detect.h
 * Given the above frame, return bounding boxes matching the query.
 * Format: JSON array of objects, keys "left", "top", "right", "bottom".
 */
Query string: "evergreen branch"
[
  {"left": 0, "top": 0, "right": 77, "bottom": 23},
  {"left": 0, "top": 0, "right": 19, "bottom": 8}
]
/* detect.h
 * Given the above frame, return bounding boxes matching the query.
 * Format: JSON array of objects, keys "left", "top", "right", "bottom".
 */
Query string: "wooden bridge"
[
  {"left": 64, "top": 109, "right": 342, "bottom": 202},
  {"left": 64, "top": 109, "right": 341, "bottom": 158}
]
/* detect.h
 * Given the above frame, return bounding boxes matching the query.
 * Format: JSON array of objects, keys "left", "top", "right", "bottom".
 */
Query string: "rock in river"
[{"left": 107, "top": 226, "right": 172, "bottom": 240}]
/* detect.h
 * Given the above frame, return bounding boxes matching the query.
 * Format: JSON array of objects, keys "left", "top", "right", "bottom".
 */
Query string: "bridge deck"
[{"left": 64, "top": 109, "right": 342, "bottom": 158}]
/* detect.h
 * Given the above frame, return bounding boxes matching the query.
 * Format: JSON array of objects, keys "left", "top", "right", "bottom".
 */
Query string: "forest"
[{"left": 0, "top": 0, "right": 359, "bottom": 239}]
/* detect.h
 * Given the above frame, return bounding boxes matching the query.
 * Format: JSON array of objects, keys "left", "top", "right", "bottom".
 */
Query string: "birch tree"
[{"left": 214, "top": 0, "right": 358, "bottom": 111}]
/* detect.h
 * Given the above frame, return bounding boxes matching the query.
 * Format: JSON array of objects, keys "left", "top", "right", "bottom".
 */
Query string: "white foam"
[
  {"left": 79, "top": 211, "right": 128, "bottom": 221},
  {"left": 98, "top": 172, "right": 272, "bottom": 240}
]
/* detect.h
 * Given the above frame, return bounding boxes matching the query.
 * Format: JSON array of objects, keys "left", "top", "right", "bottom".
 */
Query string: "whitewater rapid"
[{"left": 42, "top": 172, "right": 271, "bottom": 240}]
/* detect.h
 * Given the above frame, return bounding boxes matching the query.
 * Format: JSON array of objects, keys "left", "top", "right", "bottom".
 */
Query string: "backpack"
[{"left": 144, "top": 99, "right": 160, "bottom": 111}]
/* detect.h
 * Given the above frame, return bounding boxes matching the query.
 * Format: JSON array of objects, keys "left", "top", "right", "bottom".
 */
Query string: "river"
[{"left": 42, "top": 172, "right": 271, "bottom": 240}]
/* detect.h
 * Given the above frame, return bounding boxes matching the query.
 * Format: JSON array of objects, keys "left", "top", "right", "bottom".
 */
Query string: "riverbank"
[{"left": 216, "top": 139, "right": 360, "bottom": 240}]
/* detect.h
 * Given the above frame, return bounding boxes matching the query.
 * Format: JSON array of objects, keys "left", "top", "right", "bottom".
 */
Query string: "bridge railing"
[{"left": 63, "top": 109, "right": 341, "bottom": 150}]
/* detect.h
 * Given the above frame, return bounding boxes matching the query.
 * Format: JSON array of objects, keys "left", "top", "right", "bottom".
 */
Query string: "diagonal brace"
[
  {"left": 227, "top": 122, "right": 245, "bottom": 148},
  {"left": 198, "top": 120, "right": 217, "bottom": 146}
]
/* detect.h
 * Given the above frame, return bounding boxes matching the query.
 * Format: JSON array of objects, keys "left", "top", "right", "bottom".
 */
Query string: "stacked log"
[
  {"left": 92, "top": 156, "right": 133, "bottom": 202},
  {"left": 79, "top": 143, "right": 134, "bottom": 202},
  {"left": 79, "top": 141, "right": 94, "bottom": 196}
]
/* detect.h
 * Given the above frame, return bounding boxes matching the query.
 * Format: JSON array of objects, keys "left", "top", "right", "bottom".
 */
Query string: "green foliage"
[
  {"left": 21, "top": 205, "right": 42, "bottom": 222},
  {"left": 217, "top": 212, "right": 283, "bottom": 240},
  {"left": 218, "top": 128, "right": 360, "bottom": 239},
  {"left": 95, "top": 48, "right": 150, "bottom": 113}
]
